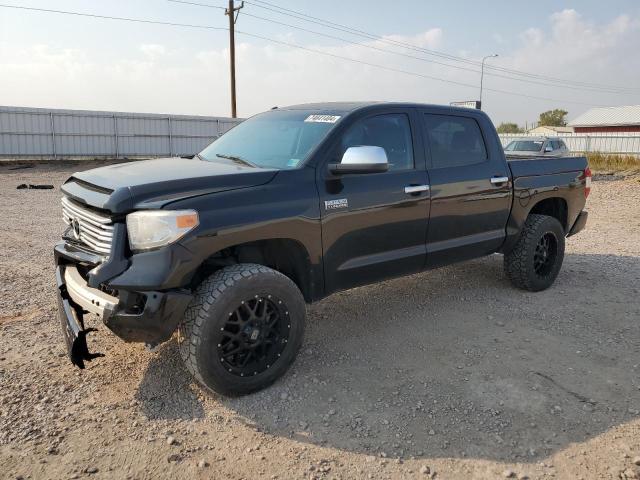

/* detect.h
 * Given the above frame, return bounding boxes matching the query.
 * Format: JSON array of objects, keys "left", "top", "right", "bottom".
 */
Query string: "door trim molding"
[
  {"left": 337, "top": 244, "right": 426, "bottom": 271},
  {"left": 426, "top": 228, "right": 505, "bottom": 254}
]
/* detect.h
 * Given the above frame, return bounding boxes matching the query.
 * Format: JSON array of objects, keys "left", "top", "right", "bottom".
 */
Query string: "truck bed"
[{"left": 507, "top": 155, "right": 588, "bottom": 178}]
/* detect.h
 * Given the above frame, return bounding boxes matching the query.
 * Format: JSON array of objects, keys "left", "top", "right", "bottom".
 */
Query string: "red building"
[{"left": 569, "top": 105, "right": 640, "bottom": 133}]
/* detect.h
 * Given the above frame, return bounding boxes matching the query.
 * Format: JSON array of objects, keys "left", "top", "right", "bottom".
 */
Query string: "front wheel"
[
  {"left": 178, "top": 264, "right": 306, "bottom": 396},
  {"left": 504, "top": 214, "right": 565, "bottom": 292}
]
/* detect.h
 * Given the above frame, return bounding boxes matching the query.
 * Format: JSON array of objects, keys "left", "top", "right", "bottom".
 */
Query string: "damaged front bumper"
[
  {"left": 55, "top": 242, "right": 193, "bottom": 369},
  {"left": 56, "top": 266, "right": 106, "bottom": 369}
]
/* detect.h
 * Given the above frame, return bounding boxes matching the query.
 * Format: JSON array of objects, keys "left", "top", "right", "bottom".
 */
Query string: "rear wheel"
[
  {"left": 504, "top": 214, "right": 565, "bottom": 292},
  {"left": 178, "top": 264, "right": 306, "bottom": 396}
]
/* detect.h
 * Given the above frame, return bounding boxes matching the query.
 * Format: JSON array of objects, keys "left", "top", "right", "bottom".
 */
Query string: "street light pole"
[{"left": 480, "top": 54, "right": 498, "bottom": 109}]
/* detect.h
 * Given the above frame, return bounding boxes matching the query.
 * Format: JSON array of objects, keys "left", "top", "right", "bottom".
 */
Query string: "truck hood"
[{"left": 61, "top": 157, "right": 279, "bottom": 213}]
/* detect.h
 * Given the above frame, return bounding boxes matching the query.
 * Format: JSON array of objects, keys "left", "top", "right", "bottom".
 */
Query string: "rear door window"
[{"left": 423, "top": 114, "right": 487, "bottom": 168}]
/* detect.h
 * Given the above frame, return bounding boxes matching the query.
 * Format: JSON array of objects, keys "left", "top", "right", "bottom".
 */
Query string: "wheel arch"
[
  {"left": 527, "top": 197, "right": 568, "bottom": 232},
  {"left": 190, "top": 238, "right": 316, "bottom": 302},
  {"left": 500, "top": 192, "right": 571, "bottom": 255}
]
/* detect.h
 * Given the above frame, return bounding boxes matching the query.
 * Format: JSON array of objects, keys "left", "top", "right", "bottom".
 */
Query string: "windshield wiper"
[{"left": 215, "top": 153, "right": 258, "bottom": 168}]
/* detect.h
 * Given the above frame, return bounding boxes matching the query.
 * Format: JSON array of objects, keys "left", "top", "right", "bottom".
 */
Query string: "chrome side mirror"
[{"left": 328, "top": 146, "right": 389, "bottom": 174}]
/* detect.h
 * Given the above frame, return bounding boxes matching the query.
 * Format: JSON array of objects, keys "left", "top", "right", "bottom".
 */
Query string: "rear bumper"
[
  {"left": 567, "top": 210, "right": 588, "bottom": 237},
  {"left": 55, "top": 244, "right": 193, "bottom": 368}
]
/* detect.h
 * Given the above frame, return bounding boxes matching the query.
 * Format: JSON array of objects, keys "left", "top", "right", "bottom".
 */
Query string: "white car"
[{"left": 504, "top": 137, "right": 570, "bottom": 157}]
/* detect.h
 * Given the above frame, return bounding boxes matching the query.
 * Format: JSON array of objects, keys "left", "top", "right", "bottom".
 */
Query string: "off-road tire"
[
  {"left": 504, "top": 214, "right": 565, "bottom": 292},
  {"left": 178, "top": 264, "right": 306, "bottom": 396}
]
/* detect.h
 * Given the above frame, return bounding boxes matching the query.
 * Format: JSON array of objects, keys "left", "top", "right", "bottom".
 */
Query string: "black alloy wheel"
[
  {"left": 178, "top": 264, "right": 306, "bottom": 396},
  {"left": 504, "top": 214, "right": 566, "bottom": 292},
  {"left": 533, "top": 232, "right": 558, "bottom": 278},
  {"left": 218, "top": 296, "right": 290, "bottom": 377}
]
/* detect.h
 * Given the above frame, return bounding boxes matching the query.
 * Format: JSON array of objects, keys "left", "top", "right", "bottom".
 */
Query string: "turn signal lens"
[{"left": 176, "top": 213, "right": 199, "bottom": 229}]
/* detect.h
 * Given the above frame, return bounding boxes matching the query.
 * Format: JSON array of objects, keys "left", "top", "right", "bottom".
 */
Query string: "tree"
[
  {"left": 496, "top": 122, "right": 524, "bottom": 134},
  {"left": 538, "top": 109, "right": 568, "bottom": 127}
]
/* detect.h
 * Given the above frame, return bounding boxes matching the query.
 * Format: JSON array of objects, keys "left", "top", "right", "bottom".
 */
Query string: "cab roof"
[{"left": 277, "top": 101, "right": 485, "bottom": 116}]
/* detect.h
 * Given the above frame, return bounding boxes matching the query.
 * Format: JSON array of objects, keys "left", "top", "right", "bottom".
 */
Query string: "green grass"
[{"left": 586, "top": 152, "right": 640, "bottom": 172}]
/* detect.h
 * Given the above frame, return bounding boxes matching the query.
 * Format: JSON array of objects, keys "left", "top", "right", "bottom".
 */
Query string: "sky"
[{"left": 1, "top": 0, "right": 640, "bottom": 126}]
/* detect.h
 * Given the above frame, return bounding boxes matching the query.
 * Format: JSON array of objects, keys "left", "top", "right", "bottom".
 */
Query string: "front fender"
[{"left": 108, "top": 168, "right": 324, "bottom": 296}]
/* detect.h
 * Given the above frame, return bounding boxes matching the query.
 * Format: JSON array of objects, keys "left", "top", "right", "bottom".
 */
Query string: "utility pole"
[
  {"left": 225, "top": 0, "right": 244, "bottom": 118},
  {"left": 479, "top": 54, "right": 498, "bottom": 110}
]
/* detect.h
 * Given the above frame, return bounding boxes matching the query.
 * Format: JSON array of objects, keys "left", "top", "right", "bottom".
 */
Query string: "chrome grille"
[{"left": 61, "top": 196, "right": 114, "bottom": 255}]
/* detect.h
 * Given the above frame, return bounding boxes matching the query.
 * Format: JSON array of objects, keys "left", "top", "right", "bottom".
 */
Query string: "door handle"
[
  {"left": 404, "top": 185, "right": 430, "bottom": 194},
  {"left": 490, "top": 176, "right": 509, "bottom": 185}
]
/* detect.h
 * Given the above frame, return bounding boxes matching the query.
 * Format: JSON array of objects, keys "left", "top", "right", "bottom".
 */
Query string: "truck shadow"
[
  {"left": 134, "top": 343, "right": 205, "bottom": 421},
  {"left": 137, "top": 252, "right": 640, "bottom": 462}
]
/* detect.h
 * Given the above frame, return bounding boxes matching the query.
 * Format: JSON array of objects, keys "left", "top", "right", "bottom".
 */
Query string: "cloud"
[
  {"left": 0, "top": 29, "right": 463, "bottom": 117},
  {"left": 0, "top": 10, "right": 639, "bottom": 125},
  {"left": 139, "top": 44, "right": 167, "bottom": 59},
  {"left": 382, "top": 28, "right": 443, "bottom": 49},
  {"left": 511, "top": 10, "right": 637, "bottom": 67},
  {"left": 519, "top": 28, "right": 543, "bottom": 48},
  {"left": 485, "top": 9, "right": 640, "bottom": 122}
]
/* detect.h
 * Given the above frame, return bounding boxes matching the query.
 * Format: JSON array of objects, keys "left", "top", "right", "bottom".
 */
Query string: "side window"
[
  {"left": 551, "top": 140, "right": 561, "bottom": 150},
  {"left": 423, "top": 114, "right": 487, "bottom": 168},
  {"left": 559, "top": 140, "right": 568, "bottom": 150},
  {"left": 341, "top": 113, "right": 414, "bottom": 170}
]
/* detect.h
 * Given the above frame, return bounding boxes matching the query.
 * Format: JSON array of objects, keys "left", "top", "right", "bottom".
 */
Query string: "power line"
[
  {"left": 244, "top": 0, "right": 640, "bottom": 92},
  {"left": 245, "top": 0, "right": 482, "bottom": 65},
  {"left": 168, "top": 0, "right": 226, "bottom": 10},
  {"left": 177, "top": 0, "right": 640, "bottom": 94},
  {"left": 0, "top": 3, "right": 610, "bottom": 107},
  {"left": 234, "top": 30, "right": 608, "bottom": 107},
  {"left": 0, "top": 3, "right": 226, "bottom": 30},
  {"left": 167, "top": 0, "right": 638, "bottom": 96},
  {"left": 167, "top": 1, "right": 484, "bottom": 72},
  {"left": 241, "top": 0, "right": 640, "bottom": 94}
]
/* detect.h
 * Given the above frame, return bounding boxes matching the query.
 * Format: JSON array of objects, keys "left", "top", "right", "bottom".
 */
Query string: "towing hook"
[{"left": 70, "top": 328, "right": 105, "bottom": 369}]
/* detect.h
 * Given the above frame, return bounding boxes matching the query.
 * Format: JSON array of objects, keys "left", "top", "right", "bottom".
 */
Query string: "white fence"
[
  {"left": 0, "top": 106, "right": 243, "bottom": 159},
  {"left": 498, "top": 132, "right": 640, "bottom": 155},
  {"left": 4, "top": 106, "right": 639, "bottom": 158}
]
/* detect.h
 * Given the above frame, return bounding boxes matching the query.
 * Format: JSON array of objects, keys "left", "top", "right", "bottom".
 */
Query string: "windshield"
[
  {"left": 199, "top": 110, "right": 341, "bottom": 169},
  {"left": 504, "top": 140, "right": 544, "bottom": 152}
]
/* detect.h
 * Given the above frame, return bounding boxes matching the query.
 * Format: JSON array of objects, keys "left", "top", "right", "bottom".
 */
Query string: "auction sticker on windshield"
[{"left": 304, "top": 115, "right": 341, "bottom": 123}]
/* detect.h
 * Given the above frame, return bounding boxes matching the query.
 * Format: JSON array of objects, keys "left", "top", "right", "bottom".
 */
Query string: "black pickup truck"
[{"left": 55, "top": 102, "right": 590, "bottom": 395}]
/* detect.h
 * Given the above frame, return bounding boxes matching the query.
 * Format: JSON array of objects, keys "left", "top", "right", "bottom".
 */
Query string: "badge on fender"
[{"left": 324, "top": 198, "right": 348, "bottom": 210}]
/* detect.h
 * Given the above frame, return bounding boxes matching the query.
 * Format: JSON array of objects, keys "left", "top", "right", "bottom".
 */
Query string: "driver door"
[{"left": 318, "top": 109, "right": 430, "bottom": 294}]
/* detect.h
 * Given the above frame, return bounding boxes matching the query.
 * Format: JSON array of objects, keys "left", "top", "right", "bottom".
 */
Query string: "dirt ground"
[{"left": 0, "top": 163, "right": 639, "bottom": 480}]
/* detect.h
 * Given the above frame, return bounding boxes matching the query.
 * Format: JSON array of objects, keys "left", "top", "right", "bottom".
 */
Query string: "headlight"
[{"left": 126, "top": 210, "right": 199, "bottom": 251}]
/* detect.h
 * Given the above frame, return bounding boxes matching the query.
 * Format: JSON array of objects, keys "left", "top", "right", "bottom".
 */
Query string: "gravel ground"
[{"left": 0, "top": 163, "right": 639, "bottom": 480}]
